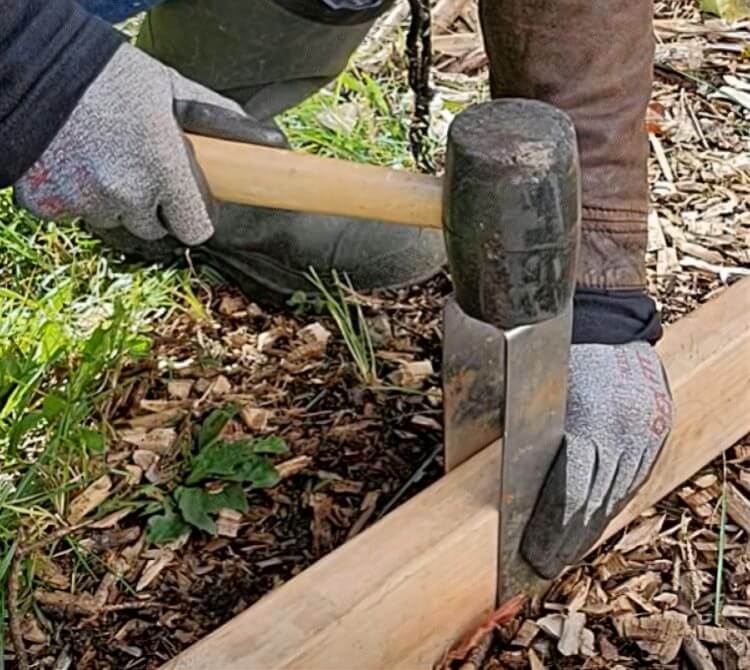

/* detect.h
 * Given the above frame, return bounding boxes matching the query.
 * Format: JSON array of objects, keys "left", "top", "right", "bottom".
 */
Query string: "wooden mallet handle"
[{"left": 188, "top": 134, "right": 443, "bottom": 230}]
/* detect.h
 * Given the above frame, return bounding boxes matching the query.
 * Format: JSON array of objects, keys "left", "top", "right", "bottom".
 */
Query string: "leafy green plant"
[
  {"left": 287, "top": 290, "right": 327, "bottom": 316},
  {"left": 145, "top": 406, "right": 288, "bottom": 544},
  {"left": 305, "top": 269, "right": 378, "bottom": 385}
]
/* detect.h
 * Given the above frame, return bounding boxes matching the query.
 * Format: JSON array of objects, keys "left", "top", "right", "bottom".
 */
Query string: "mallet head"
[{"left": 443, "top": 99, "right": 580, "bottom": 329}]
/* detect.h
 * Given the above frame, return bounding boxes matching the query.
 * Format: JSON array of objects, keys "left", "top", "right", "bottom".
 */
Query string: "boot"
[
  {"left": 95, "top": 0, "right": 445, "bottom": 301},
  {"left": 479, "top": 0, "right": 654, "bottom": 293}
]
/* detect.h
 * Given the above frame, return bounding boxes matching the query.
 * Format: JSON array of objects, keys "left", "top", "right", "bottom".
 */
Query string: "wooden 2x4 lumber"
[
  {"left": 603, "top": 275, "right": 750, "bottom": 542},
  {"left": 166, "top": 276, "right": 750, "bottom": 670},
  {"left": 161, "top": 443, "right": 500, "bottom": 670}
]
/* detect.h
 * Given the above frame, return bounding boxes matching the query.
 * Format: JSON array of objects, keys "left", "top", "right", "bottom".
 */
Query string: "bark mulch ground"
[{"left": 11, "top": 276, "right": 452, "bottom": 669}]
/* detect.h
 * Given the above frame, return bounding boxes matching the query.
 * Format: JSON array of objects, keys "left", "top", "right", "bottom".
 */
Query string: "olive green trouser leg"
[{"left": 101, "top": 0, "right": 444, "bottom": 301}]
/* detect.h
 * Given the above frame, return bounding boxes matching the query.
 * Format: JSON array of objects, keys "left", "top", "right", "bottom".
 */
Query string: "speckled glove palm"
[
  {"left": 14, "top": 42, "right": 284, "bottom": 244},
  {"left": 522, "top": 342, "right": 673, "bottom": 578}
]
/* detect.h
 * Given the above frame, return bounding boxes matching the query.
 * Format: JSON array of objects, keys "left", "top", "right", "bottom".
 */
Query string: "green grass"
[
  {"left": 714, "top": 452, "right": 729, "bottom": 625},
  {"left": 280, "top": 64, "right": 428, "bottom": 168},
  {"left": 0, "top": 191, "right": 197, "bottom": 643},
  {"left": 306, "top": 269, "right": 378, "bottom": 386}
]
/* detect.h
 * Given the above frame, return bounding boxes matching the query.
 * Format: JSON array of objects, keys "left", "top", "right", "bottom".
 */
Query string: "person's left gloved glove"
[
  {"left": 14, "top": 42, "right": 285, "bottom": 245},
  {"left": 522, "top": 341, "right": 673, "bottom": 578}
]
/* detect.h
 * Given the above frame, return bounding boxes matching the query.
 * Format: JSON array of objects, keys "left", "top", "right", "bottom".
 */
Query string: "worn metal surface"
[
  {"left": 443, "top": 298, "right": 505, "bottom": 472},
  {"left": 442, "top": 301, "right": 572, "bottom": 601},
  {"left": 498, "top": 305, "right": 573, "bottom": 601}
]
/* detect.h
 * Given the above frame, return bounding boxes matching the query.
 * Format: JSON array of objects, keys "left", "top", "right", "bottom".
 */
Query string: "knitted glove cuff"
[{"left": 573, "top": 288, "right": 662, "bottom": 346}]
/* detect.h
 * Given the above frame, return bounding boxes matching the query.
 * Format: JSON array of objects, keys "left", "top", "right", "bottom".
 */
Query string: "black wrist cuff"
[{"left": 573, "top": 289, "right": 662, "bottom": 345}]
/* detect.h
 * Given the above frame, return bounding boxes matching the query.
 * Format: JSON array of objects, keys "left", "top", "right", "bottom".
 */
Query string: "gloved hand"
[
  {"left": 14, "top": 42, "right": 284, "bottom": 245},
  {"left": 522, "top": 341, "right": 673, "bottom": 578}
]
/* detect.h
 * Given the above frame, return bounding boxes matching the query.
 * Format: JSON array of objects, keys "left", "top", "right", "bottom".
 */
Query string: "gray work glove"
[
  {"left": 522, "top": 341, "right": 673, "bottom": 578},
  {"left": 14, "top": 43, "right": 284, "bottom": 244}
]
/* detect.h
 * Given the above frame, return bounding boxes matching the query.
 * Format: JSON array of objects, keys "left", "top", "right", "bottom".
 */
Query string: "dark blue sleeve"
[
  {"left": 77, "top": 0, "right": 165, "bottom": 23},
  {"left": 0, "top": 0, "right": 123, "bottom": 186}
]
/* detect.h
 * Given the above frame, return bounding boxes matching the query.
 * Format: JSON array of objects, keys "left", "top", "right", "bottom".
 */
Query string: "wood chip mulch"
[
  {"left": 11, "top": 275, "right": 451, "bottom": 669},
  {"left": 440, "top": 441, "right": 750, "bottom": 670}
]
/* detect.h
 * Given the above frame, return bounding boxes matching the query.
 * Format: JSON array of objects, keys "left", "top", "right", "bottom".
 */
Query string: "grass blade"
[{"left": 714, "top": 452, "right": 728, "bottom": 625}]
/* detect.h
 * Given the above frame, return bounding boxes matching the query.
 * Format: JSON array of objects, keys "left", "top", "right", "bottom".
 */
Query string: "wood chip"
[
  {"left": 611, "top": 571, "right": 661, "bottom": 600},
  {"left": 128, "top": 408, "right": 186, "bottom": 430},
  {"left": 566, "top": 576, "right": 591, "bottom": 613},
  {"left": 614, "top": 513, "right": 666, "bottom": 553},
  {"left": 722, "top": 604, "right": 750, "bottom": 618},
  {"left": 53, "top": 648, "right": 73, "bottom": 670},
  {"left": 511, "top": 620, "right": 540, "bottom": 648},
  {"left": 619, "top": 611, "right": 689, "bottom": 664},
  {"left": 433, "top": 0, "right": 473, "bottom": 32},
  {"left": 21, "top": 616, "right": 48, "bottom": 644},
  {"left": 411, "top": 414, "right": 442, "bottom": 430},
  {"left": 694, "top": 473, "right": 718, "bottom": 488},
  {"left": 599, "top": 635, "right": 620, "bottom": 661},
  {"left": 36, "top": 559, "right": 70, "bottom": 591},
  {"left": 650, "top": 133, "right": 674, "bottom": 182},
  {"left": 133, "top": 449, "right": 162, "bottom": 484},
  {"left": 35, "top": 590, "right": 100, "bottom": 617},
  {"left": 133, "top": 450, "right": 158, "bottom": 472},
  {"left": 580, "top": 628, "right": 596, "bottom": 657},
  {"left": 653, "top": 592, "right": 679, "bottom": 609},
  {"left": 299, "top": 322, "right": 331, "bottom": 345},
  {"left": 89, "top": 507, "right": 134, "bottom": 530},
  {"left": 216, "top": 509, "right": 243, "bottom": 538},
  {"left": 123, "top": 464, "right": 142, "bottom": 486},
  {"left": 119, "top": 427, "right": 176, "bottom": 454},
  {"left": 648, "top": 211, "right": 668, "bottom": 252},
  {"left": 275, "top": 455, "right": 313, "bottom": 480},
  {"left": 527, "top": 648, "right": 545, "bottom": 670},
  {"left": 739, "top": 469, "right": 750, "bottom": 495},
  {"left": 594, "top": 551, "right": 630, "bottom": 581},
  {"left": 727, "top": 483, "right": 750, "bottom": 535},
  {"left": 240, "top": 406, "right": 272, "bottom": 431},
  {"left": 536, "top": 614, "right": 564, "bottom": 639},
  {"left": 433, "top": 32, "right": 481, "bottom": 57},
  {"left": 167, "top": 380, "right": 194, "bottom": 400},
  {"left": 684, "top": 633, "right": 719, "bottom": 670},
  {"left": 388, "top": 360, "right": 434, "bottom": 388},
  {"left": 211, "top": 375, "right": 232, "bottom": 395},
  {"left": 140, "top": 399, "right": 188, "bottom": 412},
  {"left": 136, "top": 549, "right": 174, "bottom": 591},
  {"left": 218, "top": 294, "right": 245, "bottom": 316},
  {"left": 679, "top": 483, "right": 721, "bottom": 518},
  {"left": 67, "top": 475, "right": 113, "bottom": 524},
  {"left": 346, "top": 490, "right": 380, "bottom": 540},
  {"left": 558, "top": 611, "right": 586, "bottom": 656},
  {"left": 257, "top": 330, "right": 280, "bottom": 352},
  {"left": 94, "top": 570, "right": 117, "bottom": 608}
]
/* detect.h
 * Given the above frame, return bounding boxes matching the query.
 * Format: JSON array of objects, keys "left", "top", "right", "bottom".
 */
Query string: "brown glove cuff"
[{"left": 578, "top": 208, "right": 648, "bottom": 290}]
